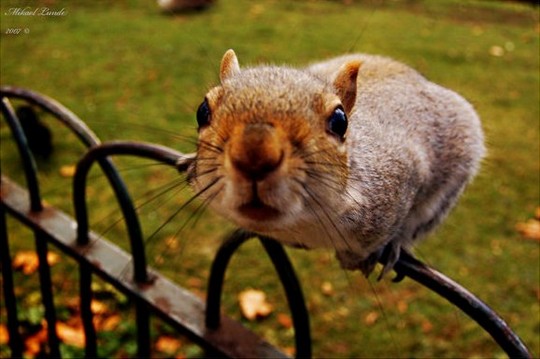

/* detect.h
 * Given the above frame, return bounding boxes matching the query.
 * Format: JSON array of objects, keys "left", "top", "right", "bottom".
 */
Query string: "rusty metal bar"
[
  {"left": 1, "top": 88, "right": 157, "bottom": 358},
  {"left": 1, "top": 97, "right": 61, "bottom": 357},
  {"left": 392, "top": 251, "right": 531, "bottom": 358},
  {"left": 2, "top": 176, "right": 288, "bottom": 358}
]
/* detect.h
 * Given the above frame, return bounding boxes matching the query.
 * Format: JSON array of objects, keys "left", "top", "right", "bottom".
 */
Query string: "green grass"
[{"left": 1, "top": 0, "right": 539, "bottom": 357}]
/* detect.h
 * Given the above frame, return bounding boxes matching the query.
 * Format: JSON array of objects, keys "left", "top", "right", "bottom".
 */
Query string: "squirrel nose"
[{"left": 229, "top": 123, "right": 284, "bottom": 181}]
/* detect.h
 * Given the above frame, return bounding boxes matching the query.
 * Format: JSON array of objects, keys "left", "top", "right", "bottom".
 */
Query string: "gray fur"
[
  {"left": 309, "top": 54, "right": 485, "bottom": 274},
  {"left": 192, "top": 52, "right": 485, "bottom": 277}
]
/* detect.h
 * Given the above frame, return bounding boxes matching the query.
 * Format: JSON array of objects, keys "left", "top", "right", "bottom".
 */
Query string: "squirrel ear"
[
  {"left": 333, "top": 60, "right": 361, "bottom": 114},
  {"left": 220, "top": 49, "right": 241, "bottom": 83}
]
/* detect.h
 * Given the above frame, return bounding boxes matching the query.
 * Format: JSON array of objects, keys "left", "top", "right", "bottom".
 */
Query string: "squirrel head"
[{"left": 190, "top": 49, "right": 361, "bottom": 233}]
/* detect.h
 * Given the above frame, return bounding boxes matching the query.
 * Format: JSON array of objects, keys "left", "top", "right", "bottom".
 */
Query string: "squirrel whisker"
[{"left": 295, "top": 179, "right": 357, "bottom": 256}]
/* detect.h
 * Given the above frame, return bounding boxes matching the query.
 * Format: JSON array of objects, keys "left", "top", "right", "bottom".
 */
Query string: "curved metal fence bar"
[
  {"left": 0, "top": 86, "right": 101, "bottom": 147},
  {"left": 0, "top": 88, "right": 150, "bottom": 358},
  {"left": 205, "top": 230, "right": 312, "bottom": 358},
  {"left": 0, "top": 87, "right": 147, "bottom": 262},
  {"left": 205, "top": 229, "right": 253, "bottom": 330},
  {"left": 71, "top": 141, "right": 194, "bottom": 358},
  {"left": 1, "top": 97, "right": 42, "bottom": 212},
  {"left": 72, "top": 140, "right": 192, "bottom": 281},
  {"left": 1, "top": 97, "right": 61, "bottom": 357},
  {"left": 393, "top": 251, "right": 531, "bottom": 358}
]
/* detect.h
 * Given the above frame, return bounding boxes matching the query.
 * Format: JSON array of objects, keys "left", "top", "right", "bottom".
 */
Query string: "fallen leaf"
[
  {"left": 24, "top": 324, "right": 48, "bottom": 357},
  {"left": 535, "top": 207, "right": 540, "bottom": 220},
  {"left": 277, "top": 313, "right": 293, "bottom": 329},
  {"left": 364, "top": 311, "right": 379, "bottom": 326},
  {"left": 422, "top": 319, "right": 433, "bottom": 333},
  {"left": 165, "top": 236, "right": 179, "bottom": 250},
  {"left": 397, "top": 300, "right": 408, "bottom": 314},
  {"left": 56, "top": 322, "right": 85, "bottom": 348},
  {"left": 0, "top": 324, "right": 8, "bottom": 344},
  {"left": 13, "top": 251, "right": 60, "bottom": 275},
  {"left": 489, "top": 45, "right": 504, "bottom": 57},
  {"left": 90, "top": 299, "right": 108, "bottom": 315},
  {"left": 59, "top": 164, "right": 76, "bottom": 178},
  {"left": 320, "top": 281, "right": 334, "bottom": 296},
  {"left": 238, "top": 289, "right": 273, "bottom": 321},
  {"left": 283, "top": 346, "right": 296, "bottom": 356},
  {"left": 99, "top": 314, "right": 121, "bottom": 331},
  {"left": 516, "top": 219, "right": 540, "bottom": 241},
  {"left": 156, "top": 335, "right": 182, "bottom": 354}
]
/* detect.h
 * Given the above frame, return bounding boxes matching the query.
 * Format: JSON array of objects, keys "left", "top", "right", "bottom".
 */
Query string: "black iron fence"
[{"left": 0, "top": 86, "right": 532, "bottom": 358}]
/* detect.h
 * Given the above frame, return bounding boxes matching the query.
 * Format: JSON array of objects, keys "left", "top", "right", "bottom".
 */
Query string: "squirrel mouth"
[{"left": 238, "top": 198, "right": 281, "bottom": 221}]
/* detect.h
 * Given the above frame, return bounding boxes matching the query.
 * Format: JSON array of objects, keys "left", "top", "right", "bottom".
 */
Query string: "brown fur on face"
[{"left": 189, "top": 50, "right": 358, "bottom": 233}]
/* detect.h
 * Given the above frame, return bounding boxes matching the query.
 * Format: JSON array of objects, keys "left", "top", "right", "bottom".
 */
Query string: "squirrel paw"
[{"left": 335, "top": 241, "right": 402, "bottom": 279}]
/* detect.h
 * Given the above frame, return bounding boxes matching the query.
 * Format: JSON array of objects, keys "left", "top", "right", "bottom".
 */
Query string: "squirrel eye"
[
  {"left": 327, "top": 106, "right": 348, "bottom": 140},
  {"left": 196, "top": 98, "right": 211, "bottom": 129}
]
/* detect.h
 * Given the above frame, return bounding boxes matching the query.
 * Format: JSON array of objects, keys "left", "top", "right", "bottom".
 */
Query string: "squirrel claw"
[
  {"left": 335, "top": 241, "right": 403, "bottom": 279},
  {"left": 376, "top": 242, "right": 401, "bottom": 281}
]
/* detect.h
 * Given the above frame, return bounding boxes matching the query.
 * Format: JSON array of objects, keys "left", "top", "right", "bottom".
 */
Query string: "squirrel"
[{"left": 188, "top": 49, "right": 485, "bottom": 277}]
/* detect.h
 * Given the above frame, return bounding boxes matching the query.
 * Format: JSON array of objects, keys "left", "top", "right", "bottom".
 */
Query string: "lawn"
[{"left": 1, "top": 0, "right": 539, "bottom": 358}]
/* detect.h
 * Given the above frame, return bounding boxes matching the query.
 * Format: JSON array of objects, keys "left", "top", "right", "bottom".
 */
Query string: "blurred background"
[{"left": 1, "top": 0, "right": 538, "bottom": 357}]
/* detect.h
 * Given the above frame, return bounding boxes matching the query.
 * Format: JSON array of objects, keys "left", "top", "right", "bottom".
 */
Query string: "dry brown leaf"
[
  {"left": 364, "top": 311, "right": 379, "bottom": 326},
  {"left": 165, "top": 236, "right": 180, "bottom": 250},
  {"left": 422, "top": 319, "right": 434, "bottom": 333},
  {"left": 283, "top": 346, "right": 296, "bottom": 357},
  {"left": 238, "top": 289, "right": 273, "bottom": 321},
  {"left": 277, "top": 313, "right": 293, "bottom": 329},
  {"left": 56, "top": 322, "right": 85, "bottom": 348},
  {"left": 59, "top": 164, "right": 77, "bottom": 178},
  {"left": 99, "top": 314, "right": 121, "bottom": 331},
  {"left": 535, "top": 207, "right": 540, "bottom": 220},
  {"left": 0, "top": 324, "right": 8, "bottom": 345},
  {"left": 156, "top": 335, "right": 182, "bottom": 354},
  {"left": 397, "top": 300, "right": 408, "bottom": 314},
  {"left": 90, "top": 299, "right": 108, "bottom": 315},
  {"left": 516, "top": 219, "right": 540, "bottom": 241},
  {"left": 489, "top": 45, "right": 504, "bottom": 57},
  {"left": 24, "top": 325, "right": 48, "bottom": 357},
  {"left": 13, "top": 251, "right": 60, "bottom": 275},
  {"left": 320, "top": 281, "right": 334, "bottom": 296}
]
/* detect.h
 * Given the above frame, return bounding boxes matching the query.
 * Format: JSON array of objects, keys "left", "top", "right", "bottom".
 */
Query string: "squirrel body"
[{"left": 189, "top": 50, "right": 485, "bottom": 276}]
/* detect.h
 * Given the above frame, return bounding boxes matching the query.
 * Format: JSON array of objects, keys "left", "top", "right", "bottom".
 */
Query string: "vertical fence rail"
[
  {"left": 1, "top": 97, "right": 61, "bottom": 357},
  {"left": 0, "top": 204, "right": 24, "bottom": 358}
]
